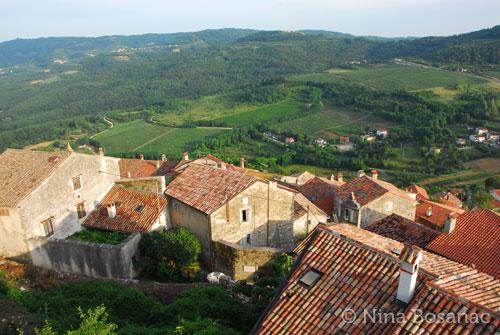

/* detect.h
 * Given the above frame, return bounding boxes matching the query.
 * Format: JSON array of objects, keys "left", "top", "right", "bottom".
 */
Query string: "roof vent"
[
  {"left": 48, "top": 155, "right": 59, "bottom": 163},
  {"left": 298, "top": 269, "right": 322, "bottom": 288}
]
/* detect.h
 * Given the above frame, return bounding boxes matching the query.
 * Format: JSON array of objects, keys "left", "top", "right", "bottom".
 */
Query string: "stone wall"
[
  {"left": 212, "top": 240, "right": 281, "bottom": 281},
  {"left": 29, "top": 233, "right": 141, "bottom": 279},
  {"left": 116, "top": 176, "right": 166, "bottom": 193},
  {"left": 360, "top": 193, "right": 416, "bottom": 228}
]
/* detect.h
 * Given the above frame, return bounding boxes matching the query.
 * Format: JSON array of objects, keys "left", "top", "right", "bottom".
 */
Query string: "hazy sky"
[{"left": 1, "top": 0, "right": 499, "bottom": 42}]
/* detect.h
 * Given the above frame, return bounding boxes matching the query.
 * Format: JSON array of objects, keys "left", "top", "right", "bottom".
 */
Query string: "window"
[
  {"left": 299, "top": 269, "right": 322, "bottom": 288},
  {"left": 344, "top": 208, "right": 349, "bottom": 221},
  {"left": 72, "top": 175, "right": 82, "bottom": 191},
  {"left": 241, "top": 209, "right": 249, "bottom": 223},
  {"left": 76, "top": 202, "right": 86, "bottom": 219},
  {"left": 41, "top": 217, "right": 55, "bottom": 236},
  {"left": 246, "top": 234, "right": 251, "bottom": 245},
  {"left": 384, "top": 201, "right": 394, "bottom": 212}
]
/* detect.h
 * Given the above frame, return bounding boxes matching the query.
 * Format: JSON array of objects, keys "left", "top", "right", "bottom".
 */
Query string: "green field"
[
  {"left": 269, "top": 106, "right": 394, "bottom": 136},
  {"left": 214, "top": 100, "right": 306, "bottom": 127},
  {"left": 289, "top": 64, "right": 486, "bottom": 91},
  {"left": 94, "top": 120, "right": 228, "bottom": 157}
]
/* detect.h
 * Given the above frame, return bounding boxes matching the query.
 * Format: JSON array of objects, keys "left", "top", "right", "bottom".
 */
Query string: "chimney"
[
  {"left": 127, "top": 171, "right": 131, "bottom": 178},
  {"left": 397, "top": 244, "right": 423, "bottom": 304},
  {"left": 330, "top": 174, "right": 335, "bottom": 181},
  {"left": 240, "top": 157, "right": 245, "bottom": 169},
  {"left": 182, "top": 152, "right": 189, "bottom": 161},
  {"left": 371, "top": 169, "right": 378, "bottom": 180},
  {"left": 139, "top": 154, "right": 144, "bottom": 160},
  {"left": 161, "top": 154, "right": 167, "bottom": 161},
  {"left": 107, "top": 203, "right": 117, "bottom": 219},
  {"left": 425, "top": 207, "right": 432, "bottom": 217},
  {"left": 156, "top": 161, "right": 161, "bottom": 168},
  {"left": 98, "top": 147, "right": 104, "bottom": 156},
  {"left": 444, "top": 213, "right": 457, "bottom": 233},
  {"left": 357, "top": 170, "right": 365, "bottom": 178},
  {"left": 66, "top": 142, "right": 74, "bottom": 152},
  {"left": 336, "top": 172, "right": 343, "bottom": 183},
  {"left": 219, "top": 162, "right": 227, "bottom": 170}
]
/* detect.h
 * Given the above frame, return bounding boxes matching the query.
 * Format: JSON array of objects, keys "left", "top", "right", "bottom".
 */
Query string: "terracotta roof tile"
[
  {"left": 433, "top": 191, "right": 463, "bottom": 208},
  {"left": 406, "top": 184, "right": 429, "bottom": 201},
  {"left": 118, "top": 158, "right": 178, "bottom": 178},
  {"left": 427, "top": 209, "right": 500, "bottom": 279},
  {"left": 292, "top": 177, "right": 340, "bottom": 214},
  {"left": 0, "top": 149, "right": 71, "bottom": 207},
  {"left": 415, "top": 199, "right": 465, "bottom": 229},
  {"left": 83, "top": 185, "right": 167, "bottom": 233},
  {"left": 165, "top": 164, "right": 257, "bottom": 214},
  {"left": 293, "top": 193, "right": 328, "bottom": 221},
  {"left": 367, "top": 214, "right": 440, "bottom": 248}
]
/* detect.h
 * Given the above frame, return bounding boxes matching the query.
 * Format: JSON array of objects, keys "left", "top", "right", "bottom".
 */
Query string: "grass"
[
  {"left": 214, "top": 100, "right": 306, "bottom": 127},
  {"left": 67, "top": 228, "right": 130, "bottom": 245},
  {"left": 94, "top": 120, "right": 229, "bottom": 157},
  {"left": 464, "top": 158, "right": 500, "bottom": 173},
  {"left": 289, "top": 64, "right": 486, "bottom": 91},
  {"left": 269, "top": 105, "right": 394, "bottom": 136}
]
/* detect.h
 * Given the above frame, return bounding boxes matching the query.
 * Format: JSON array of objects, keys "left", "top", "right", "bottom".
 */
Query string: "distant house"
[
  {"left": 455, "top": 137, "right": 467, "bottom": 146},
  {"left": 173, "top": 153, "right": 243, "bottom": 173},
  {"left": 315, "top": 138, "right": 327, "bottom": 147},
  {"left": 469, "top": 134, "right": 486, "bottom": 143},
  {"left": 119, "top": 155, "right": 178, "bottom": 179},
  {"left": 332, "top": 170, "right": 417, "bottom": 227},
  {"left": 0, "top": 149, "right": 120, "bottom": 261},
  {"left": 376, "top": 128, "right": 389, "bottom": 138},
  {"left": 487, "top": 132, "right": 499, "bottom": 141},
  {"left": 432, "top": 191, "right": 463, "bottom": 208},
  {"left": 165, "top": 165, "right": 327, "bottom": 262},
  {"left": 475, "top": 127, "right": 488, "bottom": 135},
  {"left": 490, "top": 189, "right": 500, "bottom": 208},
  {"left": 338, "top": 136, "right": 349, "bottom": 143},
  {"left": 406, "top": 184, "right": 429, "bottom": 201},
  {"left": 285, "top": 137, "right": 295, "bottom": 144},
  {"left": 360, "top": 134, "right": 376, "bottom": 142}
]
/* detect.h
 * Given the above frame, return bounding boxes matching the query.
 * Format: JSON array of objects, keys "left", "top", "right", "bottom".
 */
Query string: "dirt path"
[
  {"left": 103, "top": 116, "right": 113, "bottom": 128},
  {"left": 196, "top": 126, "right": 233, "bottom": 130},
  {"left": 132, "top": 128, "right": 177, "bottom": 151},
  {"left": 90, "top": 116, "right": 114, "bottom": 139}
]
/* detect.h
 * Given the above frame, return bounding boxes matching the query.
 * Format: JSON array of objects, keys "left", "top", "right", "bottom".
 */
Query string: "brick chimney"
[
  {"left": 139, "top": 154, "right": 144, "bottom": 160},
  {"left": 396, "top": 244, "right": 423, "bottom": 304},
  {"left": 107, "top": 203, "right": 117, "bottom": 219},
  {"left": 357, "top": 170, "right": 365, "bottom": 178},
  {"left": 444, "top": 213, "right": 458, "bottom": 233},
  {"left": 240, "top": 157, "right": 245, "bottom": 169},
  {"left": 98, "top": 147, "right": 104, "bottom": 156},
  {"left": 371, "top": 169, "right": 378, "bottom": 180},
  {"left": 182, "top": 152, "right": 189, "bottom": 161},
  {"left": 336, "top": 172, "right": 343, "bottom": 183},
  {"left": 161, "top": 154, "right": 167, "bottom": 161}
]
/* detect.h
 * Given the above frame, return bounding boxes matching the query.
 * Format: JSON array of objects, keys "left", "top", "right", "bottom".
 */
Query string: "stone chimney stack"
[
  {"left": 161, "top": 154, "right": 167, "bottom": 161},
  {"left": 107, "top": 203, "right": 117, "bottom": 219},
  {"left": 139, "top": 154, "right": 144, "bottom": 160},
  {"left": 371, "top": 169, "right": 378, "bottom": 180},
  {"left": 396, "top": 244, "right": 423, "bottom": 304},
  {"left": 357, "top": 170, "right": 365, "bottom": 178},
  {"left": 444, "top": 213, "right": 458, "bottom": 233},
  {"left": 98, "top": 147, "right": 104, "bottom": 156},
  {"left": 336, "top": 172, "right": 343, "bottom": 183},
  {"left": 330, "top": 174, "right": 335, "bottom": 181},
  {"left": 240, "top": 157, "right": 245, "bottom": 169},
  {"left": 182, "top": 152, "right": 189, "bottom": 161}
]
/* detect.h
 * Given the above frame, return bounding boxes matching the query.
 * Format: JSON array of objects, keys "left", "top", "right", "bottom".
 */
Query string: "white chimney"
[
  {"left": 139, "top": 154, "right": 144, "bottom": 160},
  {"left": 219, "top": 162, "right": 226, "bottom": 169},
  {"left": 425, "top": 207, "right": 432, "bottom": 217},
  {"left": 182, "top": 152, "right": 189, "bottom": 161},
  {"left": 336, "top": 172, "right": 343, "bottom": 183},
  {"left": 156, "top": 161, "right": 161, "bottom": 168},
  {"left": 444, "top": 213, "right": 457, "bottom": 233},
  {"left": 240, "top": 157, "right": 245, "bottom": 169},
  {"left": 161, "top": 154, "right": 167, "bottom": 161},
  {"left": 107, "top": 203, "right": 117, "bottom": 219},
  {"left": 98, "top": 147, "right": 104, "bottom": 156},
  {"left": 357, "top": 170, "right": 365, "bottom": 178},
  {"left": 396, "top": 244, "right": 423, "bottom": 304},
  {"left": 371, "top": 169, "right": 378, "bottom": 180},
  {"left": 127, "top": 171, "right": 131, "bottom": 178}
]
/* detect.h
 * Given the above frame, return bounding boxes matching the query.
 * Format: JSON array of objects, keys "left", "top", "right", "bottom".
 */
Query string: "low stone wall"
[
  {"left": 213, "top": 240, "right": 282, "bottom": 281},
  {"left": 28, "top": 233, "right": 141, "bottom": 279}
]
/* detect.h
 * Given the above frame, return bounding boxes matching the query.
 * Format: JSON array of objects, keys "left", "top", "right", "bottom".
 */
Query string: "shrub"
[
  {"left": 139, "top": 228, "right": 202, "bottom": 282},
  {"left": 174, "top": 318, "right": 239, "bottom": 335},
  {"left": 66, "top": 229, "right": 129, "bottom": 245}
]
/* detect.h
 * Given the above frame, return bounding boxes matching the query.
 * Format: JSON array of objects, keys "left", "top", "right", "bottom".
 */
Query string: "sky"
[{"left": 0, "top": 0, "right": 499, "bottom": 42}]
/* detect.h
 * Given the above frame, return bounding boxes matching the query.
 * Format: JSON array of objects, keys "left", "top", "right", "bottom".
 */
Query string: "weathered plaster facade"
[{"left": 0, "top": 153, "right": 120, "bottom": 261}]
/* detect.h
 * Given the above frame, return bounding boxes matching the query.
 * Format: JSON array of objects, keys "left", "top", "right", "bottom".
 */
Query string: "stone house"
[
  {"left": 165, "top": 164, "right": 327, "bottom": 264},
  {"left": 0, "top": 148, "right": 120, "bottom": 261},
  {"left": 333, "top": 170, "right": 417, "bottom": 228}
]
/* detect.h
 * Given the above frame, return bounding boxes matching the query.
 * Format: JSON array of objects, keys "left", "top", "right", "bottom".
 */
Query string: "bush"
[
  {"left": 139, "top": 228, "right": 202, "bottom": 282},
  {"left": 66, "top": 229, "right": 129, "bottom": 245},
  {"left": 174, "top": 318, "right": 239, "bottom": 335}
]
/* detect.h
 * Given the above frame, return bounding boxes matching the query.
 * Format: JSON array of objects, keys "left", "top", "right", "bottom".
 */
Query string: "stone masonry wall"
[
  {"left": 212, "top": 240, "right": 281, "bottom": 281},
  {"left": 360, "top": 193, "right": 416, "bottom": 228},
  {"left": 28, "top": 233, "right": 141, "bottom": 279}
]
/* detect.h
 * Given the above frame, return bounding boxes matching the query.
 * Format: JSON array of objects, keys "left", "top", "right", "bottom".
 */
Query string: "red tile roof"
[
  {"left": 0, "top": 149, "right": 71, "bottom": 207},
  {"left": 367, "top": 214, "right": 440, "bottom": 248},
  {"left": 415, "top": 199, "right": 465, "bottom": 229},
  {"left": 427, "top": 209, "right": 500, "bottom": 279},
  {"left": 165, "top": 164, "right": 257, "bottom": 214},
  {"left": 336, "top": 175, "right": 415, "bottom": 206},
  {"left": 118, "top": 158, "right": 178, "bottom": 178},
  {"left": 173, "top": 155, "right": 242, "bottom": 173},
  {"left": 254, "top": 224, "right": 500, "bottom": 334},
  {"left": 433, "top": 191, "right": 463, "bottom": 208},
  {"left": 406, "top": 184, "right": 429, "bottom": 201},
  {"left": 291, "top": 177, "right": 340, "bottom": 214},
  {"left": 292, "top": 193, "right": 328, "bottom": 221},
  {"left": 83, "top": 185, "right": 167, "bottom": 233}
]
